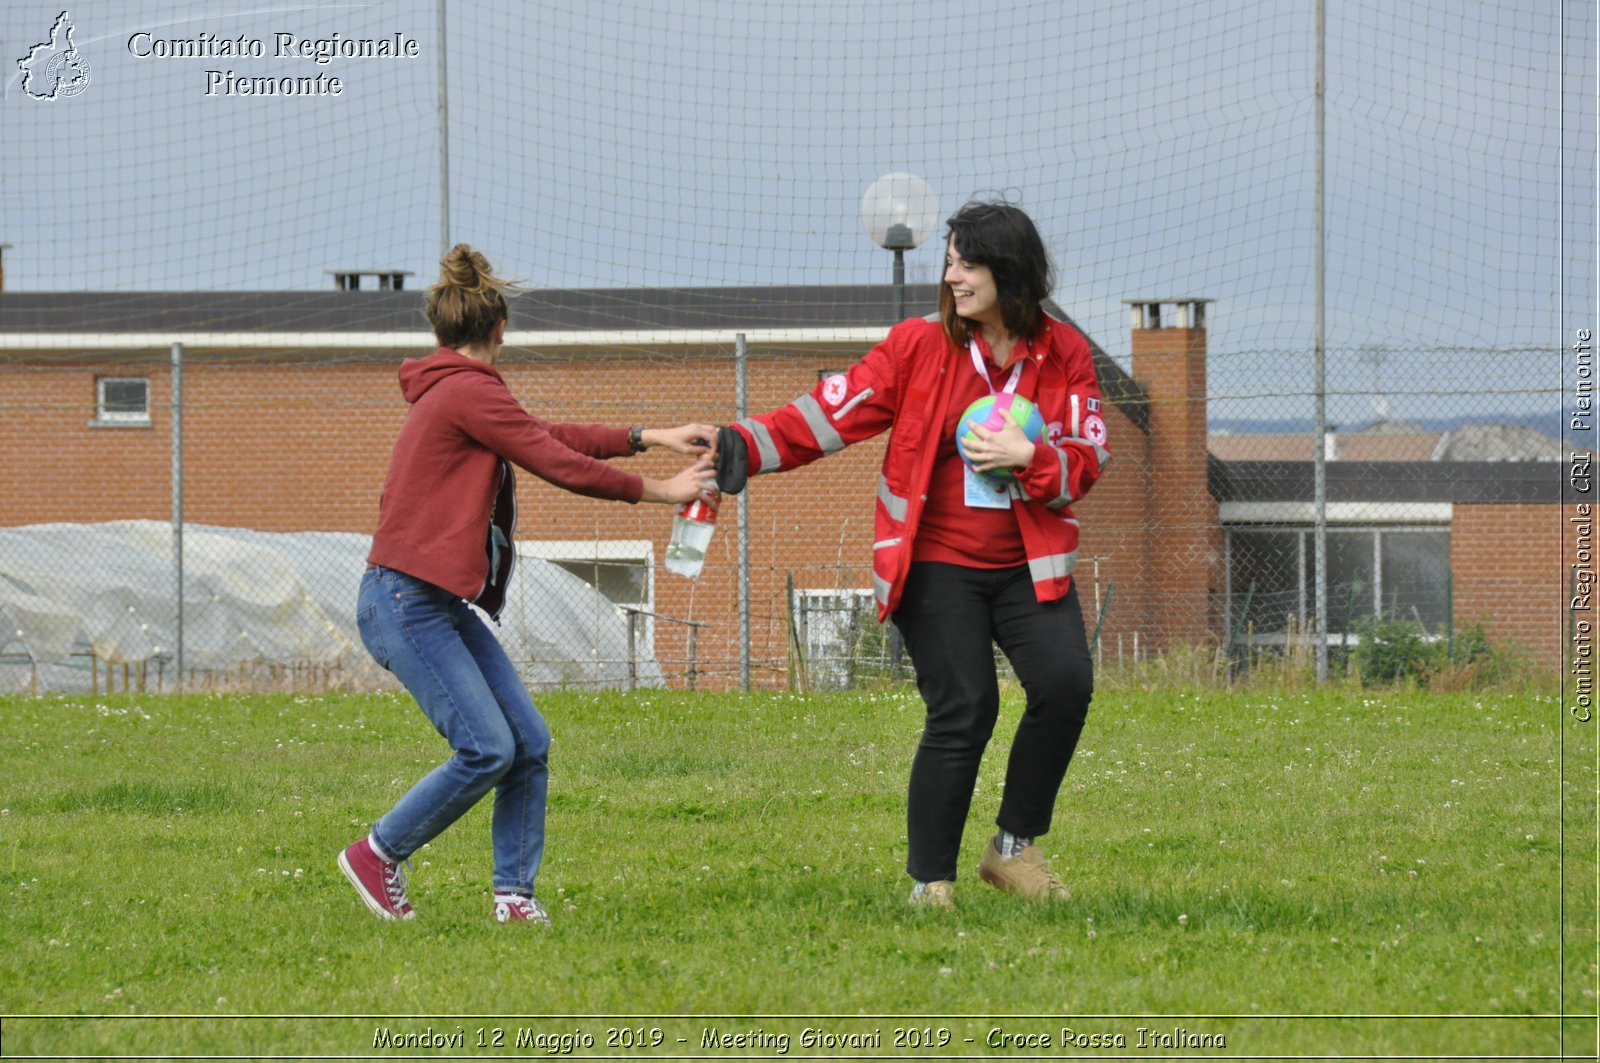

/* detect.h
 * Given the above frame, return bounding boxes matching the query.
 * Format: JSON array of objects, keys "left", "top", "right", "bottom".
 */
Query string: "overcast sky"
[{"left": 3, "top": 0, "right": 1592, "bottom": 428}]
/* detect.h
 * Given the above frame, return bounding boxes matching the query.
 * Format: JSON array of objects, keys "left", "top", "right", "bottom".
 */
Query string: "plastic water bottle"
[{"left": 665, "top": 492, "right": 719, "bottom": 578}]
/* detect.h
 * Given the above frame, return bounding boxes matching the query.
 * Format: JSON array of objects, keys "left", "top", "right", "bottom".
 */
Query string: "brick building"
[{"left": 0, "top": 285, "right": 1571, "bottom": 685}]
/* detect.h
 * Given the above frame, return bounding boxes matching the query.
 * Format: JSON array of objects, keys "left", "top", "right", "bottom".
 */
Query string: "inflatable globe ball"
[{"left": 956, "top": 393, "right": 1046, "bottom": 481}]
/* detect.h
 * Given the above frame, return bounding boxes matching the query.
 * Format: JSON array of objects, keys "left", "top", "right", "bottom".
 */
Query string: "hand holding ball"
[{"left": 956, "top": 394, "right": 1046, "bottom": 481}]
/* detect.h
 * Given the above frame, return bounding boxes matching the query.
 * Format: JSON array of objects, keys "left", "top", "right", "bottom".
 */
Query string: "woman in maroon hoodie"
[{"left": 339, "top": 244, "right": 716, "bottom": 924}]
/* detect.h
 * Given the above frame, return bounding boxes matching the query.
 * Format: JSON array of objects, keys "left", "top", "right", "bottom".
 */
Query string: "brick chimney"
[{"left": 1126, "top": 298, "right": 1222, "bottom": 648}]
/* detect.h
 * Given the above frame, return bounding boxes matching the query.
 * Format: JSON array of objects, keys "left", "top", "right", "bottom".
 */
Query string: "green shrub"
[
  {"left": 1429, "top": 622, "right": 1545, "bottom": 691},
  {"left": 1352, "top": 614, "right": 1443, "bottom": 684},
  {"left": 1351, "top": 616, "right": 1537, "bottom": 689}
]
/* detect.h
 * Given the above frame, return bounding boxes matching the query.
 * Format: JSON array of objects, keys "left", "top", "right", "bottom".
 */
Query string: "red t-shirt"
[{"left": 911, "top": 350, "right": 1029, "bottom": 569}]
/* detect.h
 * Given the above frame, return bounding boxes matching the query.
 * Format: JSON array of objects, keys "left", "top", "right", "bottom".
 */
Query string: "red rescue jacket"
[{"left": 730, "top": 314, "right": 1109, "bottom": 620}]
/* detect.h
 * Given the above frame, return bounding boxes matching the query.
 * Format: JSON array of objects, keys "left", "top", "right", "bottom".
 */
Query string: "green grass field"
[{"left": 0, "top": 685, "right": 1593, "bottom": 1059}]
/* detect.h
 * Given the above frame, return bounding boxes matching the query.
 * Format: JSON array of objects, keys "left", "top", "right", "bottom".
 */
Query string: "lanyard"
[{"left": 968, "top": 338, "right": 1024, "bottom": 397}]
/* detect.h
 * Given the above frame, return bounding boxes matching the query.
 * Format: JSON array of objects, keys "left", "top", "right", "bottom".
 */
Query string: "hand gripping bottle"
[{"left": 664, "top": 491, "right": 719, "bottom": 578}]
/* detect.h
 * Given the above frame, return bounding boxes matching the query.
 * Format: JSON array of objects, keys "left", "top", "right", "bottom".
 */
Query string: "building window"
[
  {"left": 1323, "top": 531, "right": 1379, "bottom": 635},
  {"left": 547, "top": 556, "right": 650, "bottom": 612},
  {"left": 1226, "top": 525, "right": 1451, "bottom": 643},
  {"left": 94, "top": 376, "right": 151, "bottom": 427},
  {"left": 1377, "top": 530, "right": 1451, "bottom": 628},
  {"left": 1228, "top": 528, "right": 1303, "bottom": 637},
  {"left": 516, "top": 538, "right": 655, "bottom": 642},
  {"left": 518, "top": 541, "right": 653, "bottom": 611}
]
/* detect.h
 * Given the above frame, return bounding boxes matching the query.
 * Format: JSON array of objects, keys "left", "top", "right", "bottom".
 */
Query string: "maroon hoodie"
[{"left": 366, "top": 347, "right": 642, "bottom": 602}]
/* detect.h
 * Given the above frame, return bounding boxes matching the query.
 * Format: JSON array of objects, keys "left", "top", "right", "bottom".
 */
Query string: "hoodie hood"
[{"left": 398, "top": 347, "right": 502, "bottom": 404}]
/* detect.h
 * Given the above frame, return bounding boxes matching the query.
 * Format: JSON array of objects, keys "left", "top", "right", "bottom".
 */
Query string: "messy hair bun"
[{"left": 426, "top": 244, "right": 518, "bottom": 350}]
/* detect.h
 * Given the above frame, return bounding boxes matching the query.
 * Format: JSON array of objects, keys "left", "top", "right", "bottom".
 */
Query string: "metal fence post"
[
  {"left": 624, "top": 608, "right": 638, "bottom": 692},
  {"left": 735, "top": 333, "right": 750, "bottom": 691},
  {"left": 437, "top": 0, "right": 450, "bottom": 255},
  {"left": 171, "top": 341, "right": 184, "bottom": 687},
  {"left": 1311, "top": 0, "right": 1329, "bottom": 681}
]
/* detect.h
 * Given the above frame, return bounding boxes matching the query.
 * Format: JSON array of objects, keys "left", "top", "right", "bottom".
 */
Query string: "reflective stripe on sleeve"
[
  {"left": 1059, "top": 433, "right": 1111, "bottom": 472},
  {"left": 876, "top": 475, "right": 908, "bottom": 522},
  {"left": 1028, "top": 550, "right": 1076, "bottom": 584},
  {"left": 874, "top": 572, "right": 892, "bottom": 607},
  {"left": 795, "top": 394, "right": 846, "bottom": 454},
  {"left": 1045, "top": 446, "right": 1072, "bottom": 510},
  {"left": 738, "top": 417, "right": 781, "bottom": 473}
]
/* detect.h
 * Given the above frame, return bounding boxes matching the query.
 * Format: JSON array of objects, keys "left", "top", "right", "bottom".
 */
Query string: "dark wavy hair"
[{"left": 938, "top": 200, "right": 1054, "bottom": 347}]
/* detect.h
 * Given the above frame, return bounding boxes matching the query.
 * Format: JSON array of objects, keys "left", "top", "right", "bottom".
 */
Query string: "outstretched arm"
[
  {"left": 640, "top": 423, "right": 717, "bottom": 456},
  {"left": 640, "top": 455, "right": 718, "bottom": 505},
  {"left": 712, "top": 321, "right": 915, "bottom": 493}
]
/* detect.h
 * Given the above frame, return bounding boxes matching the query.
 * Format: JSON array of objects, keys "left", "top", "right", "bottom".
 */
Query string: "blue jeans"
[{"left": 356, "top": 565, "right": 551, "bottom": 895}]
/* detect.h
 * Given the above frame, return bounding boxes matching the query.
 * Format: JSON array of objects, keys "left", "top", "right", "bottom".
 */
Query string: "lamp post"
[
  {"left": 860, "top": 174, "right": 937, "bottom": 680},
  {"left": 860, "top": 172, "right": 938, "bottom": 321}
]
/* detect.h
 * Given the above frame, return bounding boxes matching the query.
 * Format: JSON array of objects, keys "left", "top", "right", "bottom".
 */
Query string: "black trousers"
[{"left": 891, "top": 561, "right": 1094, "bottom": 882}]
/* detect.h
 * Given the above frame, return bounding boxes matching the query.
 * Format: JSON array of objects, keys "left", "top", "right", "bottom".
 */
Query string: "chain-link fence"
[{"left": 1, "top": 1, "right": 1588, "bottom": 693}]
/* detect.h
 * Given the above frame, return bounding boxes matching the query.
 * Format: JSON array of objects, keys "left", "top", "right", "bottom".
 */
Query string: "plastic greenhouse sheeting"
[{"left": 0, "top": 521, "right": 664, "bottom": 693}]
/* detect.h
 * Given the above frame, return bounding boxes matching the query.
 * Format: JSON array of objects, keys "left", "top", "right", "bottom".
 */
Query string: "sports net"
[{"left": 0, "top": 0, "right": 1589, "bottom": 691}]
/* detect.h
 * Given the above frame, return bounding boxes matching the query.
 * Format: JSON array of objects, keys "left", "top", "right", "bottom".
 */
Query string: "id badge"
[{"left": 963, "top": 464, "right": 1013, "bottom": 509}]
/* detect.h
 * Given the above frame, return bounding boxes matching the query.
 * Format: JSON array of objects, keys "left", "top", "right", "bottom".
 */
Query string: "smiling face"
[{"left": 943, "top": 234, "right": 1001, "bottom": 328}]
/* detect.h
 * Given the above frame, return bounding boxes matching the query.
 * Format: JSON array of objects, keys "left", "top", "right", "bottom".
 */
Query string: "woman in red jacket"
[
  {"left": 715, "top": 201, "right": 1109, "bottom": 909},
  {"left": 339, "top": 244, "right": 716, "bottom": 924}
]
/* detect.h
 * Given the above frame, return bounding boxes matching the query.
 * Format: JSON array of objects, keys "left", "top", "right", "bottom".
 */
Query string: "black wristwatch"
[{"left": 628, "top": 426, "right": 646, "bottom": 453}]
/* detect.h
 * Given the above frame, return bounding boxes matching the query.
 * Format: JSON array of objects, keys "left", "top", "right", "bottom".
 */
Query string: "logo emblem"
[
  {"left": 1083, "top": 413, "right": 1107, "bottom": 447},
  {"left": 1045, "top": 420, "right": 1065, "bottom": 447},
  {"left": 18, "top": 11, "right": 90, "bottom": 100},
  {"left": 821, "top": 373, "right": 848, "bottom": 407}
]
